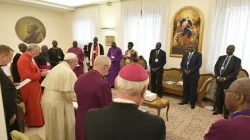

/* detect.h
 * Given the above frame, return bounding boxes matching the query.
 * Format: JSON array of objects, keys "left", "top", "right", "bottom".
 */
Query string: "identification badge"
[
  {"left": 111, "top": 56, "right": 115, "bottom": 59},
  {"left": 93, "top": 51, "right": 96, "bottom": 53},
  {"left": 155, "top": 59, "right": 159, "bottom": 62},
  {"left": 46, "top": 62, "right": 50, "bottom": 66}
]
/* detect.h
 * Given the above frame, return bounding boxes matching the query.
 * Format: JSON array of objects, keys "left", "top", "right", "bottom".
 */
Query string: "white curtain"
[
  {"left": 121, "top": 0, "right": 169, "bottom": 62},
  {"left": 207, "top": 0, "right": 250, "bottom": 73},
  {"left": 73, "top": 6, "right": 100, "bottom": 48}
]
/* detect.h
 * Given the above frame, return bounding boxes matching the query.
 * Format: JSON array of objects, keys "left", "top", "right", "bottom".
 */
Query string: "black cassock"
[{"left": 0, "top": 68, "right": 20, "bottom": 140}]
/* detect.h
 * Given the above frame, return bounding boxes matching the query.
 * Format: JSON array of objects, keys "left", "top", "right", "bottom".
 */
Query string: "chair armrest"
[{"left": 197, "top": 77, "right": 214, "bottom": 107}]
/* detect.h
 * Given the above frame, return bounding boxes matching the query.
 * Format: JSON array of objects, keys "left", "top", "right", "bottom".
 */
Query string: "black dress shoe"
[
  {"left": 179, "top": 102, "right": 188, "bottom": 105},
  {"left": 213, "top": 111, "right": 222, "bottom": 115},
  {"left": 191, "top": 105, "right": 195, "bottom": 109}
]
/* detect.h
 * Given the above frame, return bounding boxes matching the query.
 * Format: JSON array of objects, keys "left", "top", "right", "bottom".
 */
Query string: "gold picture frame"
[
  {"left": 105, "top": 36, "right": 115, "bottom": 46},
  {"left": 170, "top": 6, "right": 204, "bottom": 57},
  {"left": 15, "top": 16, "right": 46, "bottom": 44}
]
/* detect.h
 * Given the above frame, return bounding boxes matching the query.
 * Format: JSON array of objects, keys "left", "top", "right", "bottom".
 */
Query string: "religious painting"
[
  {"left": 170, "top": 6, "right": 204, "bottom": 57},
  {"left": 105, "top": 36, "right": 115, "bottom": 46},
  {"left": 15, "top": 16, "right": 46, "bottom": 44}
]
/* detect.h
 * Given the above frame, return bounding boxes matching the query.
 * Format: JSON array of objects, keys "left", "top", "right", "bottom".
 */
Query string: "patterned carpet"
[
  {"left": 140, "top": 94, "right": 223, "bottom": 140},
  {"left": 24, "top": 93, "right": 223, "bottom": 140}
]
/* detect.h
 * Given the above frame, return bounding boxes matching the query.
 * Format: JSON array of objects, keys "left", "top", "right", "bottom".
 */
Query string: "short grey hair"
[
  {"left": 27, "top": 44, "right": 40, "bottom": 52},
  {"left": 116, "top": 75, "right": 149, "bottom": 96}
]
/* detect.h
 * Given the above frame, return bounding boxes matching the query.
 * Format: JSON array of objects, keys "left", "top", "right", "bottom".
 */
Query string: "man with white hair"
[
  {"left": 74, "top": 55, "right": 112, "bottom": 140},
  {"left": 41, "top": 53, "right": 78, "bottom": 140},
  {"left": 84, "top": 64, "right": 166, "bottom": 140},
  {"left": 17, "top": 44, "right": 48, "bottom": 127}
]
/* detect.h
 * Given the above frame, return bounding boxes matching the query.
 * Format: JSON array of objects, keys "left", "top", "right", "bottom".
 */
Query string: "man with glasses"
[
  {"left": 213, "top": 45, "right": 241, "bottom": 119},
  {"left": 204, "top": 78, "right": 250, "bottom": 139},
  {"left": 74, "top": 55, "right": 112, "bottom": 140}
]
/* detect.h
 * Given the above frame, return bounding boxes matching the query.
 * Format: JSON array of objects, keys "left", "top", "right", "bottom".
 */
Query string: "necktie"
[
  {"left": 187, "top": 53, "right": 192, "bottom": 69},
  {"left": 156, "top": 50, "right": 159, "bottom": 58},
  {"left": 222, "top": 56, "right": 229, "bottom": 68},
  {"left": 220, "top": 56, "right": 229, "bottom": 75}
]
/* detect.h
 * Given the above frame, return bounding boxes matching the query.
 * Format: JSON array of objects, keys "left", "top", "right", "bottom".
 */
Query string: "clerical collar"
[
  {"left": 231, "top": 110, "right": 250, "bottom": 118},
  {"left": 113, "top": 98, "right": 136, "bottom": 105}
]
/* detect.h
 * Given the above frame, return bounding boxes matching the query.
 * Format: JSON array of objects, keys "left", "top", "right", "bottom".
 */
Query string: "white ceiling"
[
  {"left": 0, "top": 0, "right": 120, "bottom": 12},
  {"left": 40, "top": 0, "right": 112, "bottom": 7}
]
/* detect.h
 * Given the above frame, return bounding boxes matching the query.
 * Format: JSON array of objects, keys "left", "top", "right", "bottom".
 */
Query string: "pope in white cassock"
[{"left": 41, "top": 53, "right": 78, "bottom": 140}]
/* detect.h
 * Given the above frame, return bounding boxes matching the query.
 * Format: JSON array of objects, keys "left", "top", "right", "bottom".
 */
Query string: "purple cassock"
[
  {"left": 107, "top": 47, "right": 123, "bottom": 86},
  {"left": 204, "top": 110, "right": 250, "bottom": 140},
  {"left": 67, "top": 47, "right": 84, "bottom": 77},
  {"left": 74, "top": 70, "right": 113, "bottom": 140}
]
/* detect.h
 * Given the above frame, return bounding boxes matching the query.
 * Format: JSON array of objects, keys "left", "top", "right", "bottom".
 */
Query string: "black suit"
[
  {"left": 48, "top": 47, "right": 64, "bottom": 68},
  {"left": 180, "top": 51, "right": 202, "bottom": 106},
  {"left": 0, "top": 68, "right": 20, "bottom": 140},
  {"left": 11, "top": 53, "right": 21, "bottom": 83},
  {"left": 84, "top": 102, "right": 166, "bottom": 140},
  {"left": 149, "top": 49, "right": 166, "bottom": 97},
  {"left": 214, "top": 55, "right": 241, "bottom": 114},
  {"left": 88, "top": 43, "right": 104, "bottom": 69}
]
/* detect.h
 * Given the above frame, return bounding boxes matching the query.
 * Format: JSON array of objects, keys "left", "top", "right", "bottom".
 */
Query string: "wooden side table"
[{"left": 142, "top": 97, "right": 170, "bottom": 121}]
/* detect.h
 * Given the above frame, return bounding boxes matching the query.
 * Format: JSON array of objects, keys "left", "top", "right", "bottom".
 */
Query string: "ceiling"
[{"left": 0, "top": 0, "right": 120, "bottom": 12}]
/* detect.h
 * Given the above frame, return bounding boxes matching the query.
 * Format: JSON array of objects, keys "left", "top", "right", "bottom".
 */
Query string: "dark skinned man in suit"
[
  {"left": 149, "top": 42, "right": 166, "bottom": 98},
  {"left": 213, "top": 45, "right": 241, "bottom": 119},
  {"left": 179, "top": 46, "right": 202, "bottom": 109}
]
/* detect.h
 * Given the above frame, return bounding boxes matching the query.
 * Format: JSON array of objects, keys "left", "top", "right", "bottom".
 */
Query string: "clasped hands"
[
  {"left": 184, "top": 70, "right": 191, "bottom": 75},
  {"left": 217, "top": 76, "right": 225, "bottom": 83},
  {"left": 152, "top": 68, "right": 159, "bottom": 72}
]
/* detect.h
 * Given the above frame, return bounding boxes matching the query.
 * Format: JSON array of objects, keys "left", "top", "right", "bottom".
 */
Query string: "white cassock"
[{"left": 41, "top": 61, "right": 77, "bottom": 140}]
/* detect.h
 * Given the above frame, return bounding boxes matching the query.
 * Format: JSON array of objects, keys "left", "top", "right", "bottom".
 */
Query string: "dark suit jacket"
[
  {"left": 181, "top": 51, "right": 202, "bottom": 76},
  {"left": 149, "top": 49, "right": 166, "bottom": 72},
  {"left": 11, "top": 53, "right": 21, "bottom": 83},
  {"left": 84, "top": 102, "right": 166, "bottom": 140},
  {"left": 87, "top": 43, "right": 104, "bottom": 59},
  {"left": 48, "top": 47, "right": 64, "bottom": 68},
  {"left": 214, "top": 55, "right": 241, "bottom": 88}
]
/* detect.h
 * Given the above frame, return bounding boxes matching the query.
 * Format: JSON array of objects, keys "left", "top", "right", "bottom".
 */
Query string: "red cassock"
[{"left": 17, "top": 52, "right": 44, "bottom": 126}]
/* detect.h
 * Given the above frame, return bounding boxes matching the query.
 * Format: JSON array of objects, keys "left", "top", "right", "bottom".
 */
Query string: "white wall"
[
  {"left": 0, "top": 2, "right": 73, "bottom": 53},
  {"left": 99, "top": 2, "right": 121, "bottom": 55},
  {"left": 96, "top": 0, "right": 213, "bottom": 73}
]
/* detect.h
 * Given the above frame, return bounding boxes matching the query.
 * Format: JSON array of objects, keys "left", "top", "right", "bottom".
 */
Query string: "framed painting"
[
  {"left": 105, "top": 36, "right": 115, "bottom": 46},
  {"left": 170, "top": 6, "right": 204, "bottom": 57},
  {"left": 15, "top": 16, "right": 46, "bottom": 44}
]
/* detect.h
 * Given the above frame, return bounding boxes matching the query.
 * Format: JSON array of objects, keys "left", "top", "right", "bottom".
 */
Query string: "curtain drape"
[
  {"left": 73, "top": 6, "right": 100, "bottom": 48},
  {"left": 207, "top": 0, "right": 250, "bottom": 73},
  {"left": 121, "top": 0, "right": 169, "bottom": 62}
]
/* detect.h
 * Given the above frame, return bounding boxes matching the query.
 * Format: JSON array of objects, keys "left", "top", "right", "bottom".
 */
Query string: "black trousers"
[
  {"left": 182, "top": 74, "right": 199, "bottom": 106},
  {"left": 215, "top": 84, "right": 229, "bottom": 116},
  {"left": 150, "top": 70, "right": 163, "bottom": 97}
]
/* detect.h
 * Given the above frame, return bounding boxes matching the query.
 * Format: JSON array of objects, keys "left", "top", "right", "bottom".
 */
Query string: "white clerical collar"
[{"left": 113, "top": 98, "right": 136, "bottom": 105}]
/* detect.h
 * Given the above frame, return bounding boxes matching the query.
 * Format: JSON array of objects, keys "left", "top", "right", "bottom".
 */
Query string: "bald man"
[
  {"left": 48, "top": 40, "right": 65, "bottom": 68},
  {"left": 74, "top": 55, "right": 112, "bottom": 140},
  {"left": 205, "top": 78, "right": 250, "bottom": 140}
]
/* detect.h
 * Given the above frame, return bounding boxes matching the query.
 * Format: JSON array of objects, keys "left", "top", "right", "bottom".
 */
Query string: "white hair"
[
  {"left": 27, "top": 44, "right": 40, "bottom": 52},
  {"left": 94, "top": 55, "right": 111, "bottom": 67},
  {"left": 116, "top": 75, "right": 149, "bottom": 96}
]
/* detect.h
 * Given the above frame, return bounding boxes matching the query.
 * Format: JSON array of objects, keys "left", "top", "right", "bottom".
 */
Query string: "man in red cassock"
[{"left": 17, "top": 44, "right": 48, "bottom": 127}]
